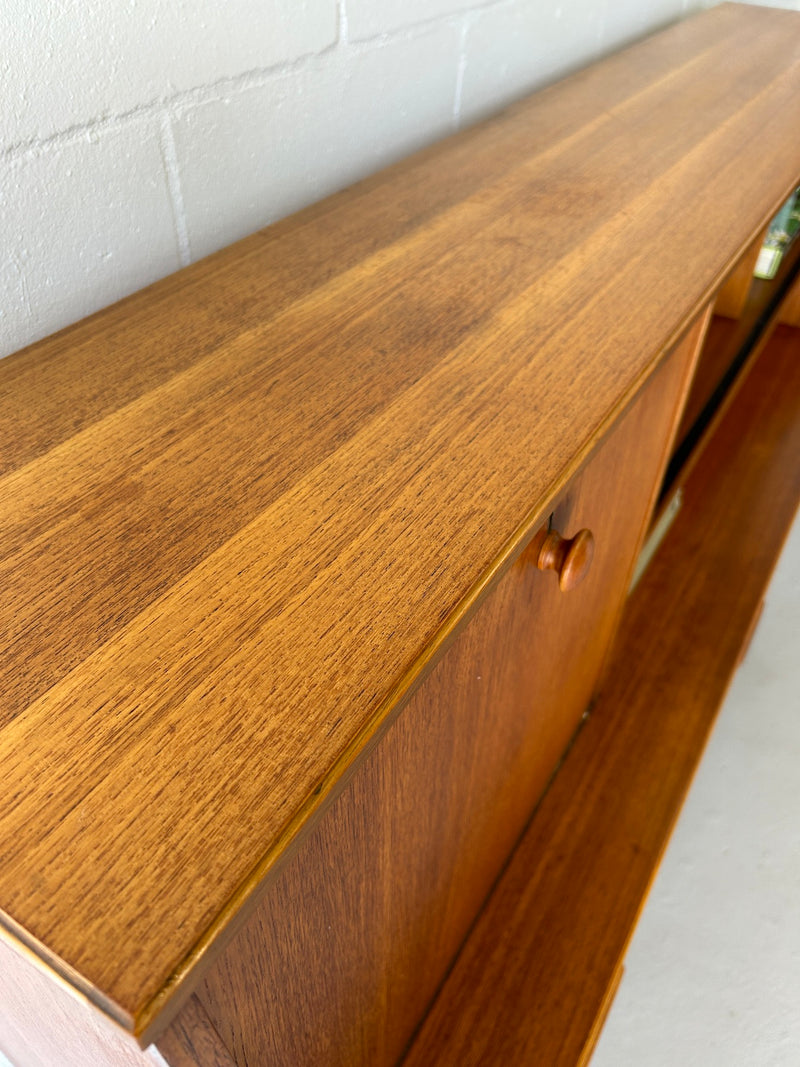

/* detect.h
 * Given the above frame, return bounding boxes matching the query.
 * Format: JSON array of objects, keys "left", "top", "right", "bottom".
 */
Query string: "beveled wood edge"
[
  {"left": 0, "top": 907, "right": 135, "bottom": 1035},
  {"left": 712, "top": 222, "right": 771, "bottom": 319},
  {"left": 651, "top": 195, "right": 800, "bottom": 534},
  {"left": 778, "top": 265, "right": 800, "bottom": 326},
  {"left": 668, "top": 291, "right": 796, "bottom": 500},
  {"left": 6, "top": 92, "right": 800, "bottom": 1056},
  {"left": 574, "top": 568, "right": 785, "bottom": 1067},
  {"left": 577, "top": 962, "right": 624, "bottom": 1067},
  {"left": 583, "top": 306, "right": 712, "bottom": 704},
  {"left": 397, "top": 330, "right": 800, "bottom": 1066},
  {"left": 129, "top": 303, "right": 718, "bottom": 1045},
  {"left": 580, "top": 362, "right": 800, "bottom": 1060},
  {"left": 154, "top": 995, "right": 237, "bottom": 1067},
  {"left": 0, "top": 302, "right": 739, "bottom": 1048},
  {"left": 711, "top": 176, "right": 800, "bottom": 312}
]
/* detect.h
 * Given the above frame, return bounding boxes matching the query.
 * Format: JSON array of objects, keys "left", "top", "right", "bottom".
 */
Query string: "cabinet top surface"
[{"left": 2, "top": 2, "right": 800, "bottom": 1037}]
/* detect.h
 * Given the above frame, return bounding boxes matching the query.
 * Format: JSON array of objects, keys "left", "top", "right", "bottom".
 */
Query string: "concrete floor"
[
  {"left": 592, "top": 512, "right": 800, "bottom": 1067},
  {"left": 2, "top": 517, "right": 798, "bottom": 1067}
]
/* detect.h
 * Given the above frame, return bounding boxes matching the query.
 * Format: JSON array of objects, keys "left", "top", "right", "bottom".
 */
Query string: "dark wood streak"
[
  {"left": 1, "top": 2, "right": 800, "bottom": 1045},
  {"left": 401, "top": 323, "right": 800, "bottom": 1067}
]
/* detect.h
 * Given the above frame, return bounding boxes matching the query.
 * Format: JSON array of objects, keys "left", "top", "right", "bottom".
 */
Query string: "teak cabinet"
[
  {"left": 2, "top": 5, "right": 800, "bottom": 1066},
  {"left": 187, "top": 323, "right": 703, "bottom": 1067}
]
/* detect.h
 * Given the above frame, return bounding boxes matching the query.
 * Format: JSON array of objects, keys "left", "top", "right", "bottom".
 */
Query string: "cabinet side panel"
[
  {"left": 194, "top": 330, "right": 702, "bottom": 1067},
  {"left": 713, "top": 225, "right": 769, "bottom": 319},
  {"left": 779, "top": 270, "right": 800, "bottom": 326},
  {"left": 154, "top": 996, "right": 236, "bottom": 1067}
]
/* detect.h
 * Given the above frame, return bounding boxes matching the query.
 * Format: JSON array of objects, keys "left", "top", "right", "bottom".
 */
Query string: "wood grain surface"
[
  {"left": 2, "top": 1, "right": 800, "bottom": 1042},
  {"left": 401, "top": 323, "right": 800, "bottom": 1067},
  {"left": 779, "top": 266, "right": 800, "bottom": 326},
  {"left": 673, "top": 230, "right": 800, "bottom": 462},
  {"left": 191, "top": 328, "right": 699, "bottom": 1067},
  {"left": 712, "top": 224, "right": 767, "bottom": 319},
  {"left": 154, "top": 997, "right": 236, "bottom": 1067}
]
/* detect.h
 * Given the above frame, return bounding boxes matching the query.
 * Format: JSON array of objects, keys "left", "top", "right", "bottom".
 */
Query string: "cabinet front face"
[{"left": 189, "top": 327, "right": 703, "bottom": 1067}]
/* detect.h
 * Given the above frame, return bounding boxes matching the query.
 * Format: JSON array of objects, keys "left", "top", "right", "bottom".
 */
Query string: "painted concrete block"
[
  {"left": 346, "top": 0, "right": 475, "bottom": 41},
  {"left": 2, "top": 0, "right": 338, "bottom": 145},
  {"left": 173, "top": 24, "right": 460, "bottom": 259},
  {"left": 1, "top": 120, "right": 179, "bottom": 357},
  {"left": 459, "top": 0, "right": 606, "bottom": 126},
  {"left": 602, "top": 0, "right": 685, "bottom": 51}
]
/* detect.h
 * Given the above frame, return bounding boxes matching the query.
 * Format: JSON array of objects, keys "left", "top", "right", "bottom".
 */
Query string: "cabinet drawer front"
[{"left": 194, "top": 326, "right": 702, "bottom": 1067}]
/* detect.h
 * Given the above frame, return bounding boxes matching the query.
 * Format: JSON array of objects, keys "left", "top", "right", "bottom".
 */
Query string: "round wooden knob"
[{"left": 536, "top": 527, "right": 595, "bottom": 591}]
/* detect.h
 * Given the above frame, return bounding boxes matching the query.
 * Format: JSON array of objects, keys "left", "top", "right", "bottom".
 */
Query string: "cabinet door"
[{"left": 191, "top": 322, "right": 704, "bottom": 1067}]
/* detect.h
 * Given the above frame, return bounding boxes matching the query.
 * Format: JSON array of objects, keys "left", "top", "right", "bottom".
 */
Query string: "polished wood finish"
[
  {"left": 746, "top": 231, "right": 800, "bottom": 324},
  {"left": 190, "top": 330, "right": 699, "bottom": 1067},
  {"left": 672, "top": 313, "right": 743, "bottom": 454},
  {"left": 3, "top": 2, "right": 800, "bottom": 1052},
  {"left": 577, "top": 963, "right": 624, "bottom": 1067},
  {"left": 712, "top": 224, "right": 768, "bottom": 319},
  {"left": 673, "top": 227, "right": 800, "bottom": 465},
  {"left": 536, "top": 526, "right": 595, "bottom": 591},
  {"left": 154, "top": 998, "right": 236, "bottom": 1067},
  {"left": 779, "top": 270, "right": 800, "bottom": 327},
  {"left": 402, "top": 323, "right": 800, "bottom": 1067}
]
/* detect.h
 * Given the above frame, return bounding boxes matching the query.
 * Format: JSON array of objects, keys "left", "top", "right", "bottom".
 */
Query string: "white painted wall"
[
  {"left": 0, "top": 0, "right": 792, "bottom": 360},
  {"left": 0, "top": 0, "right": 681, "bottom": 359}
]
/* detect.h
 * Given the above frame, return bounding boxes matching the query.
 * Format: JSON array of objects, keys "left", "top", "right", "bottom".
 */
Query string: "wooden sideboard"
[{"left": 2, "top": 5, "right": 800, "bottom": 1065}]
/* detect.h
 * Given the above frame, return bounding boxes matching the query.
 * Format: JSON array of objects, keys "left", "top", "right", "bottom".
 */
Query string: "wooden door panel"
[{"left": 194, "top": 322, "right": 704, "bottom": 1067}]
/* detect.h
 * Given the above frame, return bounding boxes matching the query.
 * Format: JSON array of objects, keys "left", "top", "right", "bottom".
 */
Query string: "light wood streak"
[
  {"left": 401, "top": 323, "right": 800, "bottom": 1067},
  {"left": 192, "top": 329, "right": 699, "bottom": 1067},
  {"left": 2, "top": 2, "right": 800, "bottom": 1042},
  {"left": 154, "top": 997, "right": 236, "bottom": 1067},
  {"left": 712, "top": 224, "right": 768, "bottom": 318},
  {"left": 779, "top": 268, "right": 800, "bottom": 326}
]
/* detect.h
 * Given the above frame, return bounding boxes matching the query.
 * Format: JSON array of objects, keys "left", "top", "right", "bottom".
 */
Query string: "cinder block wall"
[{"left": 3, "top": 0, "right": 767, "bottom": 359}]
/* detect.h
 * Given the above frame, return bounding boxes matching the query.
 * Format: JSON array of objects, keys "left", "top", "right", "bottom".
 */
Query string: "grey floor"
[
  {"left": 592, "top": 512, "right": 800, "bottom": 1066},
  {"left": 2, "top": 517, "right": 799, "bottom": 1067}
]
